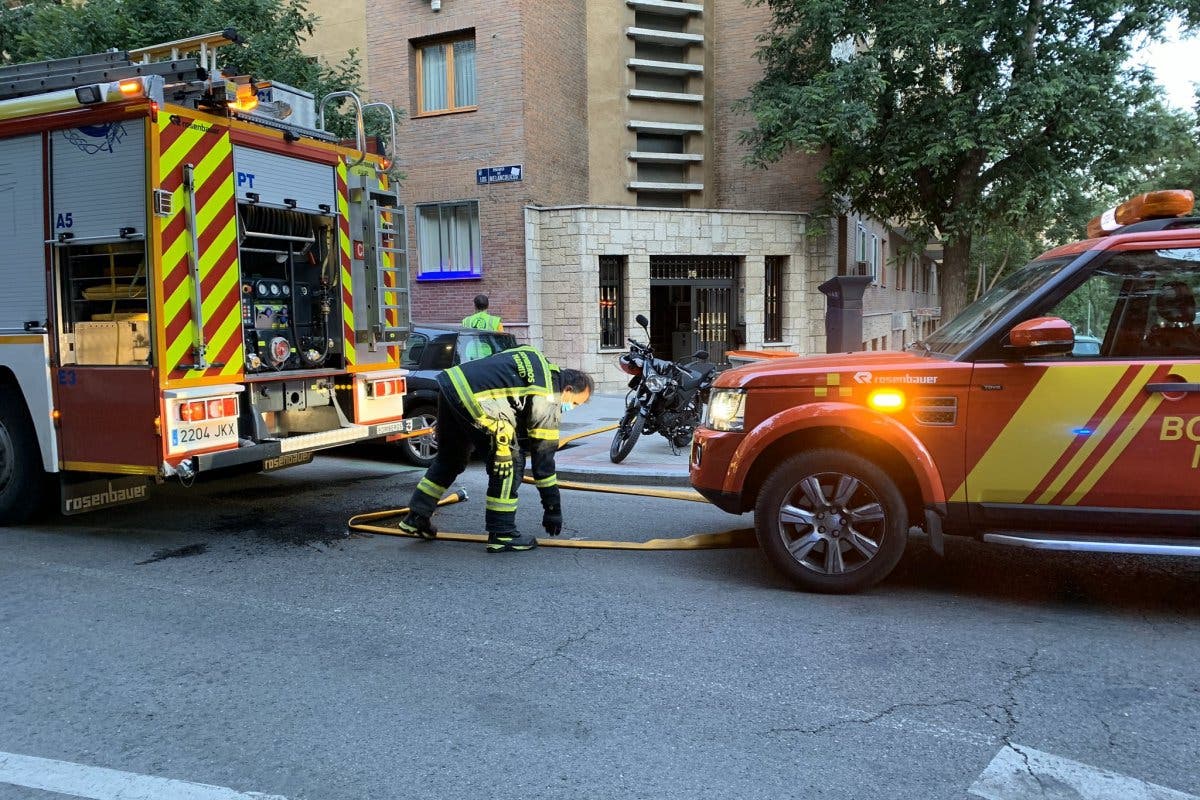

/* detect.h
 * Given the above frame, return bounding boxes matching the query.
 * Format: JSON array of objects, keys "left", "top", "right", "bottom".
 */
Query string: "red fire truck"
[
  {"left": 692, "top": 190, "right": 1200, "bottom": 593},
  {"left": 0, "top": 31, "right": 413, "bottom": 522}
]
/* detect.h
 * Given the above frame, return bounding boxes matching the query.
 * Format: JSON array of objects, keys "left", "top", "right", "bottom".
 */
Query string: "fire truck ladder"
[
  {"left": 0, "top": 49, "right": 204, "bottom": 101},
  {"left": 362, "top": 187, "right": 410, "bottom": 348}
]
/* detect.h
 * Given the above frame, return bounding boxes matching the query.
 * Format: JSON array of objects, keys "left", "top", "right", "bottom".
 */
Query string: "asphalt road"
[{"left": 1, "top": 446, "right": 1198, "bottom": 800}]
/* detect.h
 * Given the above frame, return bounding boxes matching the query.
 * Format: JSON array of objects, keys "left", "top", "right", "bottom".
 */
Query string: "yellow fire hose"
[{"left": 347, "top": 424, "right": 755, "bottom": 550}]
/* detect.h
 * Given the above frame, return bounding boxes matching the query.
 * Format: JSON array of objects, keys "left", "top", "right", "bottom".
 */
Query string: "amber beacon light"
[{"left": 1087, "top": 190, "right": 1195, "bottom": 238}]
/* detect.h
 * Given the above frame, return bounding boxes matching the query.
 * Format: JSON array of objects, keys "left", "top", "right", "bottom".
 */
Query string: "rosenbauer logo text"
[{"left": 853, "top": 371, "right": 938, "bottom": 385}]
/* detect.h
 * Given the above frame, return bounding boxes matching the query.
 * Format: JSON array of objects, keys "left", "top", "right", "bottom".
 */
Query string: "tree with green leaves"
[
  {"left": 0, "top": 0, "right": 365, "bottom": 136},
  {"left": 741, "top": 0, "right": 1200, "bottom": 320}
]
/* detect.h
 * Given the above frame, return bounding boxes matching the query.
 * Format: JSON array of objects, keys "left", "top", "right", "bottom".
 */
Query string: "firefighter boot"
[
  {"left": 398, "top": 512, "right": 438, "bottom": 540},
  {"left": 486, "top": 531, "right": 538, "bottom": 553}
]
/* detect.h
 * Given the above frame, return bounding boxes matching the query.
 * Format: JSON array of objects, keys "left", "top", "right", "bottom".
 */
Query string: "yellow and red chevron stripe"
[
  {"left": 951, "top": 363, "right": 1168, "bottom": 506},
  {"left": 156, "top": 112, "right": 243, "bottom": 384},
  {"left": 336, "top": 162, "right": 355, "bottom": 367}
]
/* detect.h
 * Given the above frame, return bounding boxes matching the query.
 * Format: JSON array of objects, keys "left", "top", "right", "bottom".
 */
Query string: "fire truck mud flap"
[{"left": 61, "top": 474, "right": 151, "bottom": 515}]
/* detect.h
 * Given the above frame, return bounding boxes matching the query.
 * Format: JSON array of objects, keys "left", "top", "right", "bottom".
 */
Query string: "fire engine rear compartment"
[
  {"left": 33, "top": 104, "right": 403, "bottom": 477},
  {"left": 49, "top": 113, "right": 159, "bottom": 471},
  {"left": 0, "top": 37, "right": 410, "bottom": 520}
]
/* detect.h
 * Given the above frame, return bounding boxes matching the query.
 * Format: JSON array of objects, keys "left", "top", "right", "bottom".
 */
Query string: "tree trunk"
[{"left": 940, "top": 235, "right": 973, "bottom": 322}]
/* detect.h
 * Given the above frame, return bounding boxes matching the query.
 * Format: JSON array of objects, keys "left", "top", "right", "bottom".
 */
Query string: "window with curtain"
[
  {"left": 416, "top": 201, "right": 482, "bottom": 279},
  {"left": 416, "top": 34, "right": 477, "bottom": 115},
  {"left": 764, "top": 256, "right": 786, "bottom": 343}
]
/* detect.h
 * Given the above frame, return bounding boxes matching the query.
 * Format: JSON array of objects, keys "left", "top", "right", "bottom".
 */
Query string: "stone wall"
[{"left": 526, "top": 205, "right": 832, "bottom": 390}]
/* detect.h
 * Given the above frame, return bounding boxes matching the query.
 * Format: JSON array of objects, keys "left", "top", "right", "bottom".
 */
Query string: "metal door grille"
[
  {"left": 650, "top": 255, "right": 738, "bottom": 284},
  {"left": 650, "top": 256, "right": 739, "bottom": 363}
]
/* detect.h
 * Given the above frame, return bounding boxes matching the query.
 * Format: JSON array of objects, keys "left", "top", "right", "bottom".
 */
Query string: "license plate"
[
  {"left": 167, "top": 419, "right": 239, "bottom": 455},
  {"left": 262, "top": 452, "right": 315, "bottom": 472},
  {"left": 374, "top": 418, "right": 415, "bottom": 436}
]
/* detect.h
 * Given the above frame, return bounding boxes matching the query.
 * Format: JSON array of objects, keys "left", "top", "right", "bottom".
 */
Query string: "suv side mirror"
[{"left": 1007, "top": 316, "right": 1075, "bottom": 357}]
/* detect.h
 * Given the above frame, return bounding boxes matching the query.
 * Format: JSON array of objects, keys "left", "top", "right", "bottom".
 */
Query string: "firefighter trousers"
[{"left": 405, "top": 391, "right": 525, "bottom": 535}]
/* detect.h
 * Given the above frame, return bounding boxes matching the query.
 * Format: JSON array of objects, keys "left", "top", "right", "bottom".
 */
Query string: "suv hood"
[{"left": 715, "top": 351, "right": 954, "bottom": 390}]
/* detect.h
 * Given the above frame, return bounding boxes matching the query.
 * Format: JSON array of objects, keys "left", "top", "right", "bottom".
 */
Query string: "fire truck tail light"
[
  {"left": 207, "top": 399, "right": 224, "bottom": 419},
  {"left": 368, "top": 378, "right": 405, "bottom": 398},
  {"left": 1086, "top": 190, "right": 1195, "bottom": 238},
  {"left": 867, "top": 389, "right": 906, "bottom": 413},
  {"left": 179, "top": 401, "right": 207, "bottom": 422},
  {"left": 223, "top": 397, "right": 238, "bottom": 417}
]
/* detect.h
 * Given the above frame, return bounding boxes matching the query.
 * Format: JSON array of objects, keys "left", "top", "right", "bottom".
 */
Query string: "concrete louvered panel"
[
  {"left": 51, "top": 122, "right": 146, "bottom": 242},
  {"left": 0, "top": 134, "right": 47, "bottom": 330}
]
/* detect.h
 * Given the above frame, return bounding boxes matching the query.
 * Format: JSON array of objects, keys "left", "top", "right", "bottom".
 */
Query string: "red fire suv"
[{"left": 691, "top": 190, "right": 1200, "bottom": 593}]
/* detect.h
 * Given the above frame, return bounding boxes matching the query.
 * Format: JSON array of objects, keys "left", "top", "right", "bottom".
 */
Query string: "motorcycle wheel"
[{"left": 609, "top": 409, "right": 644, "bottom": 464}]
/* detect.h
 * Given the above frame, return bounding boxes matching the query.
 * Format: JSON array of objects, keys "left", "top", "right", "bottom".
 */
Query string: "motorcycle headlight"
[
  {"left": 644, "top": 374, "right": 668, "bottom": 392},
  {"left": 704, "top": 388, "right": 746, "bottom": 432}
]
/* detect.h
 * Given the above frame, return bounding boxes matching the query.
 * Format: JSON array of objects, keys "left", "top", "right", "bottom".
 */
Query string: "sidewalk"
[{"left": 555, "top": 393, "right": 692, "bottom": 487}]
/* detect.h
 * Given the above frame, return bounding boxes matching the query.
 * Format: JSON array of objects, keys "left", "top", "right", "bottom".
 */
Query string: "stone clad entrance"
[
  {"left": 525, "top": 205, "right": 825, "bottom": 390},
  {"left": 649, "top": 256, "right": 739, "bottom": 364}
]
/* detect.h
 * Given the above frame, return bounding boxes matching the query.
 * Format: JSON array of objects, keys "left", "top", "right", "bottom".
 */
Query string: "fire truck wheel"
[
  {"left": 755, "top": 449, "right": 908, "bottom": 594},
  {"left": 397, "top": 405, "right": 438, "bottom": 468},
  {"left": 0, "top": 387, "right": 48, "bottom": 526}
]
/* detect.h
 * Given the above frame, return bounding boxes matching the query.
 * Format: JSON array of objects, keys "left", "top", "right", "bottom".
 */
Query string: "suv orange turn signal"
[{"left": 867, "top": 389, "right": 906, "bottom": 413}]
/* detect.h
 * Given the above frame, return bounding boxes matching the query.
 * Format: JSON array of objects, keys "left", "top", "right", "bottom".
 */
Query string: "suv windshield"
[{"left": 921, "top": 255, "right": 1075, "bottom": 356}]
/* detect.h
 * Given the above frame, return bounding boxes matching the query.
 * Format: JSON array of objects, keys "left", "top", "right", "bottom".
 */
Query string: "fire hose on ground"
[{"left": 347, "top": 425, "right": 756, "bottom": 550}]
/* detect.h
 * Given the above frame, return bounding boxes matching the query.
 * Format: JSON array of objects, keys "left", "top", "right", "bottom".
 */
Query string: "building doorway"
[{"left": 649, "top": 256, "right": 739, "bottom": 363}]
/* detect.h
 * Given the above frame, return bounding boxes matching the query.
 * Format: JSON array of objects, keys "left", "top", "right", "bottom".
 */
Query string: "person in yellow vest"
[
  {"left": 398, "top": 347, "right": 594, "bottom": 552},
  {"left": 463, "top": 294, "right": 504, "bottom": 331}
]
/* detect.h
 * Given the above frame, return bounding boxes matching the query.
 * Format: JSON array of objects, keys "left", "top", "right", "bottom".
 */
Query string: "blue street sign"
[{"left": 476, "top": 164, "right": 523, "bottom": 185}]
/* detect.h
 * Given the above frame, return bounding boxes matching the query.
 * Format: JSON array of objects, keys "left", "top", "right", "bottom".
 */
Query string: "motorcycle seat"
[{"left": 679, "top": 362, "right": 714, "bottom": 390}]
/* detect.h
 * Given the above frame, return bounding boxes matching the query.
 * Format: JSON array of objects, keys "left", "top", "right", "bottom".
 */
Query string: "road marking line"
[
  {"left": 0, "top": 751, "right": 288, "bottom": 800},
  {"left": 969, "top": 744, "right": 1198, "bottom": 800}
]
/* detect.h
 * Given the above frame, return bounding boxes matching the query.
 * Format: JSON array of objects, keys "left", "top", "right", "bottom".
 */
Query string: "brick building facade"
[{"left": 307, "top": 0, "right": 939, "bottom": 388}]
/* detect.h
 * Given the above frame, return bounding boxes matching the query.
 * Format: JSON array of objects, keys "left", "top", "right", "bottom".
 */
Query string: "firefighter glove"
[
  {"left": 493, "top": 445, "right": 514, "bottom": 478},
  {"left": 543, "top": 505, "right": 563, "bottom": 536}
]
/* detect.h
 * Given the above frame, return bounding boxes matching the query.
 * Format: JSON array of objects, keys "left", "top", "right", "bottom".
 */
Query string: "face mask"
[{"left": 560, "top": 401, "right": 575, "bottom": 414}]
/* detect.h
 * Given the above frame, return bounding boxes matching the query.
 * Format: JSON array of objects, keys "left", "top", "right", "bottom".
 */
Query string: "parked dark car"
[{"left": 397, "top": 324, "right": 519, "bottom": 466}]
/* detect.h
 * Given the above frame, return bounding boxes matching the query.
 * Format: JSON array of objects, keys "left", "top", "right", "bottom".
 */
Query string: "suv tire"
[{"left": 755, "top": 449, "right": 908, "bottom": 594}]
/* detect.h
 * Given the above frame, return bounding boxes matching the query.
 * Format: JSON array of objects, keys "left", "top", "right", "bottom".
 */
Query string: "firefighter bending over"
[{"left": 399, "top": 347, "right": 594, "bottom": 552}]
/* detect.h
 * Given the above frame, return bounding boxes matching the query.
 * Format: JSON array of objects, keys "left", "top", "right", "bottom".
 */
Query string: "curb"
[{"left": 555, "top": 464, "right": 692, "bottom": 488}]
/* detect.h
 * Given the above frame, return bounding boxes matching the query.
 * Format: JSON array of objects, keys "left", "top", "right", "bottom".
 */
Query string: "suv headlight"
[{"left": 704, "top": 388, "right": 746, "bottom": 432}]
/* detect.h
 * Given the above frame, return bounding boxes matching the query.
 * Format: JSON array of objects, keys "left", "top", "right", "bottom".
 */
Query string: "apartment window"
[
  {"left": 870, "top": 234, "right": 880, "bottom": 282},
  {"left": 637, "top": 192, "right": 686, "bottom": 208},
  {"left": 416, "top": 201, "right": 481, "bottom": 279},
  {"left": 764, "top": 256, "right": 786, "bottom": 343},
  {"left": 599, "top": 256, "right": 626, "bottom": 349},
  {"left": 416, "top": 34, "right": 477, "bottom": 115},
  {"left": 855, "top": 224, "right": 868, "bottom": 275}
]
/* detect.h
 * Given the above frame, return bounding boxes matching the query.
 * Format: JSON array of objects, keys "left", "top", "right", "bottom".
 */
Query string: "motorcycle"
[{"left": 610, "top": 314, "right": 716, "bottom": 464}]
